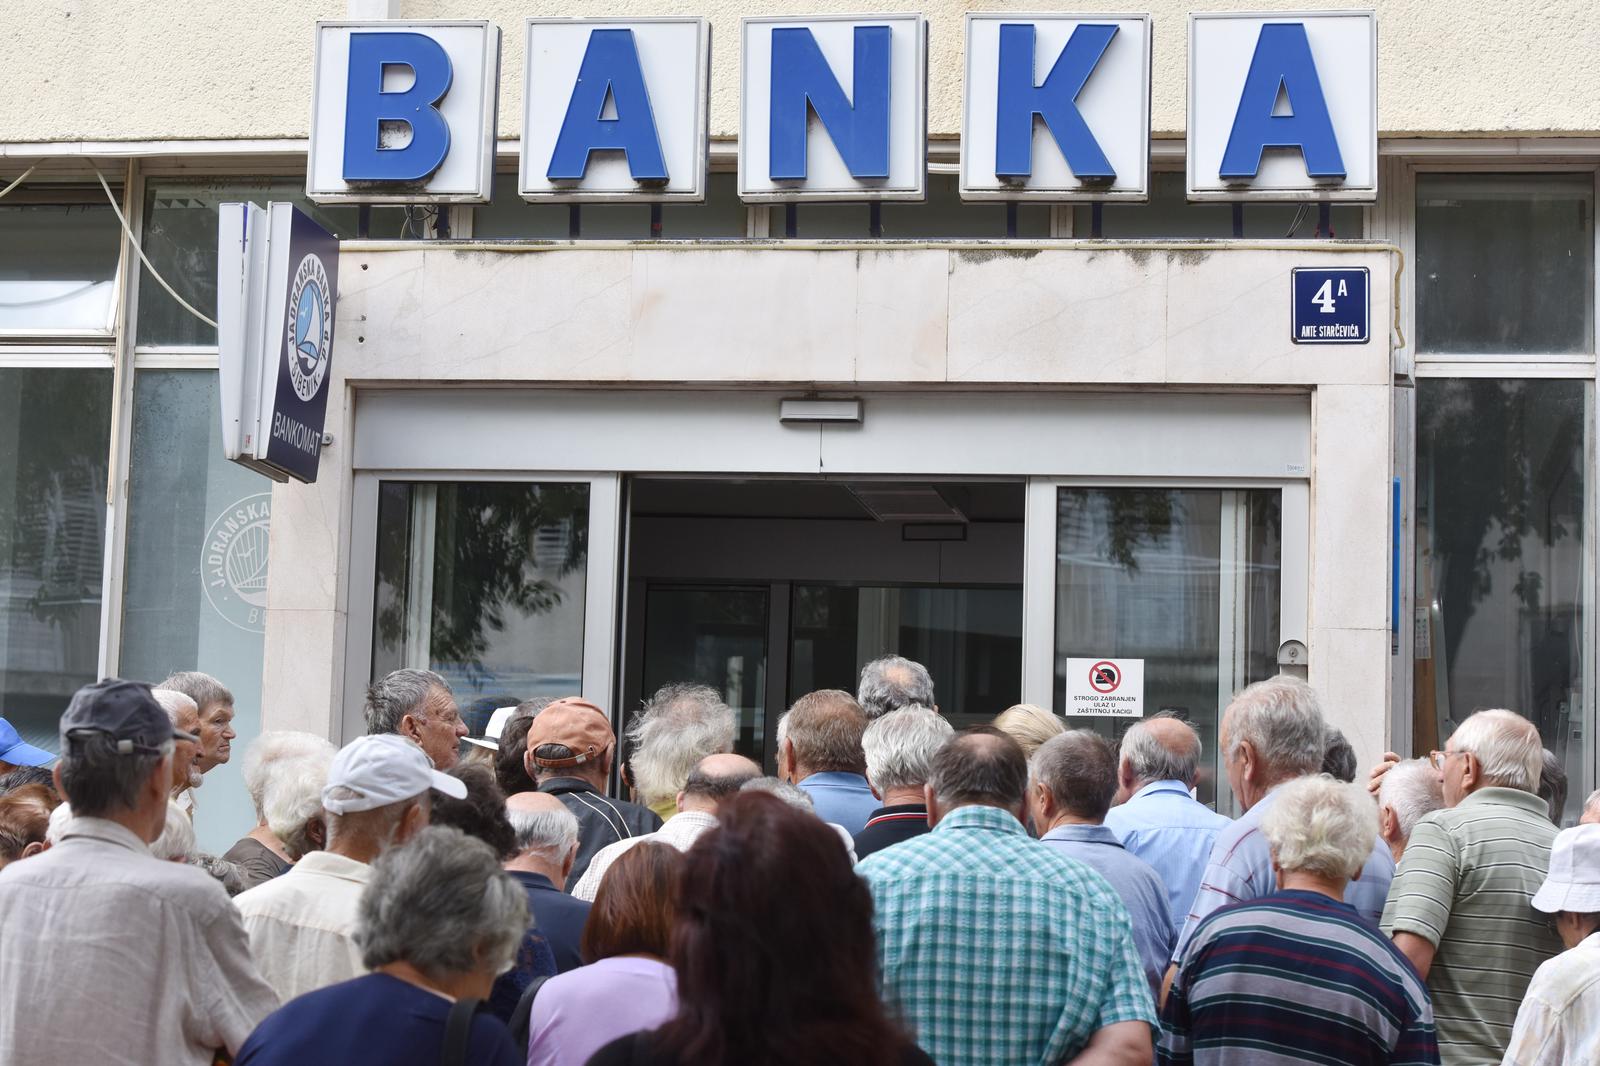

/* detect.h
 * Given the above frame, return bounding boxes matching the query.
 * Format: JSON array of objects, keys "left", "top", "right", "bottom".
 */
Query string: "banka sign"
[{"left": 305, "top": 10, "right": 1377, "bottom": 206}]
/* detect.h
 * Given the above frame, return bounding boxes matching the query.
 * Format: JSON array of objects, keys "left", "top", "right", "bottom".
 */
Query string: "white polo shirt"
[{"left": 234, "top": 850, "right": 372, "bottom": 1003}]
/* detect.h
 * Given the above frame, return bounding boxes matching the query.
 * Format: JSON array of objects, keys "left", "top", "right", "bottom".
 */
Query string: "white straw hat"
[
  {"left": 464, "top": 705, "right": 521, "bottom": 752},
  {"left": 1531, "top": 824, "right": 1600, "bottom": 914}
]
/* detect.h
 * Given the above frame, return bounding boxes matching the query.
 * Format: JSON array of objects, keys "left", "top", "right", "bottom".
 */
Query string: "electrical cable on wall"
[
  {"left": 90, "top": 163, "right": 218, "bottom": 330},
  {"left": 0, "top": 165, "right": 39, "bottom": 202}
]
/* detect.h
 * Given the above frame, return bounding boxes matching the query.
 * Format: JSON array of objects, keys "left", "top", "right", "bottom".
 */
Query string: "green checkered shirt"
[{"left": 860, "top": 805, "right": 1157, "bottom": 1066}]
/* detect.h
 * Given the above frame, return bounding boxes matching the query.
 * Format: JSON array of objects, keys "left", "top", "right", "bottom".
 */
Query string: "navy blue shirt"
[
  {"left": 236, "top": 973, "right": 520, "bottom": 1066},
  {"left": 509, "top": 869, "right": 591, "bottom": 973},
  {"left": 853, "top": 803, "right": 931, "bottom": 860}
]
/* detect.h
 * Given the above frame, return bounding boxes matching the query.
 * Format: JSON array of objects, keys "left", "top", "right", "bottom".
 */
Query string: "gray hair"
[
  {"left": 784, "top": 690, "right": 868, "bottom": 774},
  {"left": 1030, "top": 730, "right": 1118, "bottom": 822},
  {"left": 264, "top": 746, "right": 336, "bottom": 861},
  {"left": 241, "top": 731, "right": 336, "bottom": 820},
  {"left": 1450, "top": 709, "right": 1542, "bottom": 792},
  {"left": 1120, "top": 717, "right": 1202, "bottom": 786},
  {"left": 929, "top": 730, "right": 1028, "bottom": 810},
  {"left": 152, "top": 689, "right": 198, "bottom": 728},
  {"left": 150, "top": 800, "right": 195, "bottom": 862},
  {"left": 1322, "top": 728, "right": 1359, "bottom": 783},
  {"left": 739, "top": 776, "right": 814, "bottom": 812},
  {"left": 507, "top": 802, "right": 579, "bottom": 860},
  {"left": 356, "top": 826, "right": 528, "bottom": 980},
  {"left": 364, "top": 669, "right": 450, "bottom": 736},
  {"left": 1224, "top": 676, "right": 1325, "bottom": 779},
  {"left": 1260, "top": 775, "right": 1378, "bottom": 880},
  {"left": 157, "top": 672, "right": 233, "bottom": 712},
  {"left": 625, "top": 684, "right": 737, "bottom": 811},
  {"left": 57, "top": 732, "right": 173, "bottom": 818},
  {"left": 1377, "top": 758, "right": 1444, "bottom": 841},
  {"left": 857, "top": 656, "right": 936, "bottom": 718},
  {"left": 862, "top": 706, "right": 953, "bottom": 793}
]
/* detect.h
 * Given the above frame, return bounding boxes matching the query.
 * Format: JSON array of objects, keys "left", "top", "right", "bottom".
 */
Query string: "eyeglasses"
[{"left": 1428, "top": 749, "right": 1467, "bottom": 771}]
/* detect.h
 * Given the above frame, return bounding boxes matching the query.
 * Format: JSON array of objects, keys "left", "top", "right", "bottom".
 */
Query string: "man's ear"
[
  {"left": 398, "top": 713, "right": 423, "bottom": 742},
  {"left": 779, "top": 739, "right": 796, "bottom": 783},
  {"left": 306, "top": 815, "right": 328, "bottom": 852},
  {"left": 562, "top": 843, "right": 577, "bottom": 879},
  {"left": 923, "top": 783, "right": 941, "bottom": 827},
  {"left": 20, "top": 840, "right": 46, "bottom": 859}
]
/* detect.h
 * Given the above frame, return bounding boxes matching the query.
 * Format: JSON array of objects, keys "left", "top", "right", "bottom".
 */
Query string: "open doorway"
[{"left": 621, "top": 478, "right": 1025, "bottom": 767}]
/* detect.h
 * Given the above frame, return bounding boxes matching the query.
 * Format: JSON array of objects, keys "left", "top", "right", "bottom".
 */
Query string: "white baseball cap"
[
  {"left": 322, "top": 733, "right": 467, "bottom": 815},
  {"left": 1532, "top": 824, "right": 1600, "bottom": 914},
  {"left": 465, "top": 705, "right": 521, "bottom": 752}
]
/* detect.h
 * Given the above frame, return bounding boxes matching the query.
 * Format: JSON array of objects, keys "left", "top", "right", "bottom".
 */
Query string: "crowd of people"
[{"left": 0, "top": 654, "right": 1598, "bottom": 1065}]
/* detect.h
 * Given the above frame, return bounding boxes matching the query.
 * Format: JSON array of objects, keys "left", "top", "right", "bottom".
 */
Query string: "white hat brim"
[
  {"left": 1532, "top": 879, "right": 1600, "bottom": 914},
  {"left": 463, "top": 736, "right": 498, "bottom": 751},
  {"left": 429, "top": 768, "right": 468, "bottom": 799}
]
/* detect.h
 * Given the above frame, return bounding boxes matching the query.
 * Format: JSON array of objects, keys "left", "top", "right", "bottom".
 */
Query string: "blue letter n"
[{"left": 769, "top": 25, "right": 891, "bottom": 181}]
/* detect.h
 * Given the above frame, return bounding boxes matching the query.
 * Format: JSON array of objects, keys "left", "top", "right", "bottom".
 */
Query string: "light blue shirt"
[
  {"left": 1040, "top": 823, "right": 1175, "bottom": 1002},
  {"left": 1104, "top": 780, "right": 1231, "bottom": 935},
  {"left": 796, "top": 771, "right": 880, "bottom": 836},
  {"left": 1171, "top": 782, "right": 1397, "bottom": 964}
]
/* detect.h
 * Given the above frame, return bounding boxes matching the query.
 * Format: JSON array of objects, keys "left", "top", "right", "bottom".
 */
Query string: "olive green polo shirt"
[{"left": 1380, "top": 786, "right": 1562, "bottom": 1065}]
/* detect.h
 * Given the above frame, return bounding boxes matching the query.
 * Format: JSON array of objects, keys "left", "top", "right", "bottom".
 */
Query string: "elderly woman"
[
  {"left": 1159, "top": 775, "right": 1440, "bottom": 1065},
  {"left": 235, "top": 826, "right": 527, "bottom": 1066},
  {"left": 991, "top": 703, "right": 1065, "bottom": 758},
  {"left": 1504, "top": 823, "right": 1600, "bottom": 1064},
  {"left": 224, "top": 731, "right": 337, "bottom": 888}
]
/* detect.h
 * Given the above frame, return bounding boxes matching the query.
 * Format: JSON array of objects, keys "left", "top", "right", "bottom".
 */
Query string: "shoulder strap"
[
  {"left": 441, "top": 996, "right": 483, "bottom": 1066},
  {"left": 509, "top": 975, "right": 550, "bottom": 1050}
]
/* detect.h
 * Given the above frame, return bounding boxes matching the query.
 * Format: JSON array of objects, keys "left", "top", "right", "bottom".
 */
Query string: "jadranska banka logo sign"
[{"left": 305, "top": 11, "right": 1377, "bottom": 206}]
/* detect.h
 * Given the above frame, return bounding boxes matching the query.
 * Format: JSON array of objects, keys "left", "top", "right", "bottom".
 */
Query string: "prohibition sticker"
[{"left": 1065, "top": 657, "right": 1145, "bottom": 717}]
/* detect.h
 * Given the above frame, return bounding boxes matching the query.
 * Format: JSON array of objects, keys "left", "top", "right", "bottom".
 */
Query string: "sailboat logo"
[{"left": 286, "top": 253, "right": 332, "bottom": 403}]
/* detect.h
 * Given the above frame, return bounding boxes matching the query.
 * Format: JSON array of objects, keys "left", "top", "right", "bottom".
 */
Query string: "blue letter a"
[
  {"left": 1219, "top": 22, "right": 1345, "bottom": 181},
  {"left": 769, "top": 25, "right": 891, "bottom": 180},
  {"left": 547, "top": 28, "right": 669, "bottom": 182},
  {"left": 995, "top": 23, "right": 1118, "bottom": 181},
  {"left": 343, "top": 32, "right": 453, "bottom": 182}
]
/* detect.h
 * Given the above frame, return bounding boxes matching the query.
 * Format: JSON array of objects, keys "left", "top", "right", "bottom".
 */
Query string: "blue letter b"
[{"left": 343, "top": 32, "right": 453, "bottom": 183}]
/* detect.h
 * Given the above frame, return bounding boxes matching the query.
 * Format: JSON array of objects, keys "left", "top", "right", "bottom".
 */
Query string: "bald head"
[
  {"left": 928, "top": 729, "right": 1028, "bottom": 819},
  {"left": 679, "top": 753, "right": 763, "bottom": 813},
  {"left": 1119, "top": 715, "right": 1203, "bottom": 791},
  {"left": 505, "top": 789, "right": 581, "bottom": 883},
  {"left": 507, "top": 791, "right": 568, "bottom": 819}
]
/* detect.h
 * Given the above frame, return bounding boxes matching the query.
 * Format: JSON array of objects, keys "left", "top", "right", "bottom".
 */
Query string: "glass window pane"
[
  {"left": 0, "top": 368, "right": 112, "bottom": 757},
  {"left": 641, "top": 586, "right": 769, "bottom": 757},
  {"left": 1415, "top": 379, "right": 1587, "bottom": 823},
  {"left": 1072, "top": 171, "right": 1362, "bottom": 239},
  {"left": 136, "top": 178, "right": 409, "bottom": 347},
  {"left": 371, "top": 482, "right": 590, "bottom": 717},
  {"left": 788, "top": 585, "right": 1022, "bottom": 731},
  {"left": 1054, "top": 488, "right": 1281, "bottom": 807},
  {"left": 1416, "top": 174, "right": 1595, "bottom": 354},
  {"left": 120, "top": 369, "right": 272, "bottom": 851},
  {"left": 0, "top": 202, "right": 122, "bottom": 331}
]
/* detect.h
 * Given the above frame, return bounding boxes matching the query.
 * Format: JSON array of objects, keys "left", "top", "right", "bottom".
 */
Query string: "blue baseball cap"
[{"left": 0, "top": 717, "right": 56, "bottom": 767}]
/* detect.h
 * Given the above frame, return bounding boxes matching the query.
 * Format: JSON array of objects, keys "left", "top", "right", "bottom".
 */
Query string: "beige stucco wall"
[{"left": 5, "top": 0, "right": 1598, "bottom": 145}]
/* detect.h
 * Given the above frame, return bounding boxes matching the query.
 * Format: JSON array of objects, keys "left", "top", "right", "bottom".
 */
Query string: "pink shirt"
[{"left": 525, "top": 955, "right": 677, "bottom": 1066}]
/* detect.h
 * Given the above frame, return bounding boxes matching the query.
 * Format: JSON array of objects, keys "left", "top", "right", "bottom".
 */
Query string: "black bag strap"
[
  {"left": 441, "top": 996, "right": 484, "bottom": 1066},
  {"left": 510, "top": 975, "right": 551, "bottom": 1050}
]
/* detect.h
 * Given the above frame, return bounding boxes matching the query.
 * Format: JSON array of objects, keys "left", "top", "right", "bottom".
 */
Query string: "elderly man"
[
  {"left": 623, "top": 683, "right": 737, "bottom": 821},
  {"left": 779, "top": 689, "right": 878, "bottom": 835},
  {"left": 364, "top": 668, "right": 468, "bottom": 770},
  {"left": 855, "top": 705, "right": 953, "bottom": 859},
  {"left": 1105, "top": 716, "right": 1231, "bottom": 932},
  {"left": 527, "top": 697, "right": 660, "bottom": 885},
  {"left": 1381, "top": 708, "right": 1562, "bottom": 1063},
  {"left": 224, "top": 731, "right": 336, "bottom": 889},
  {"left": 571, "top": 752, "right": 760, "bottom": 900},
  {"left": 1159, "top": 776, "right": 1438, "bottom": 1065},
  {"left": 157, "top": 672, "right": 238, "bottom": 813},
  {"left": 1377, "top": 757, "right": 1444, "bottom": 863},
  {"left": 1172, "top": 677, "right": 1394, "bottom": 975},
  {"left": 234, "top": 733, "right": 464, "bottom": 1002},
  {"left": 153, "top": 688, "right": 204, "bottom": 806},
  {"left": 1032, "top": 730, "right": 1175, "bottom": 1000},
  {"left": 0, "top": 679, "right": 275, "bottom": 1064},
  {"left": 505, "top": 792, "right": 592, "bottom": 972},
  {"left": 856, "top": 654, "right": 938, "bottom": 718},
  {"left": 861, "top": 729, "right": 1155, "bottom": 1065},
  {"left": 1504, "top": 824, "right": 1600, "bottom": 1065}
]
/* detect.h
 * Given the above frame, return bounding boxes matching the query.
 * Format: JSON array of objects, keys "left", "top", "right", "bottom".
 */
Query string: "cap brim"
[
  {"left": 0, "top": 740, "right": 56, "bottom": 767},
  {"left": 430, "top": 769, "right": 468, "bottom": 799},
  {"left": 463, "top": 737, "right": 498, "bottom": 752},
  {"left": 171, "top": 729, "right": 201, "bottom": 745}
]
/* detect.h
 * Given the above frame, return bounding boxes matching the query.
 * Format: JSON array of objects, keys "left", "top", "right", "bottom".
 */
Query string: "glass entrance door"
[{"left": 1039, "top": 486, "right": 1286, "bottom": 807}]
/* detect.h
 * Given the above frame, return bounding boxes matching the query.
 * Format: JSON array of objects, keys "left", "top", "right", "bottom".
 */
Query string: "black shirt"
[
  {"left": 538, "top": 777, "right": 662, "bottom": 887},
  {"left": 585, "top": 1030, "right": 936, "bottom": 1066},
  {"left": 852, "top": 803, "right": 931, "bottom": 860}
]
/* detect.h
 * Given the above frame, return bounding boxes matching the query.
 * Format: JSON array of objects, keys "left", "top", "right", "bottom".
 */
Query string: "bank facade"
[{"left": 1, "top": 1, "right": 1592, "bottom": 848}]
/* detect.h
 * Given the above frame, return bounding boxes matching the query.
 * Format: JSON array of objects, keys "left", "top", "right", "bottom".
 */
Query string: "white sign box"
[
  {"left": 1064, "top": 657, "right": 1146, "bottom": 717},
  {"left": 740, "top": 13, "right": 927, "bottom": 201},
  {"left": 1187, "top": 11, "right": 1377, "bottom": 202},
  {"left": 309, "top": 21, "right": 501, "bottom": 204},
  {"left": 521, "top": 18, "right": 710, "bottom": 202},
  {"left": 962, "top": 13, "right": 1151, "bottom": 202}
]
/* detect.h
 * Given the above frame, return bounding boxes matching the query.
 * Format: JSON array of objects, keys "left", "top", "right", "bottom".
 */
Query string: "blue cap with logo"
[
  {"left": 58, "top": 679, "right": 199, "bottom": 756},
  {"left": 0, "top": 717, "right": 55, "bottom": 767}
]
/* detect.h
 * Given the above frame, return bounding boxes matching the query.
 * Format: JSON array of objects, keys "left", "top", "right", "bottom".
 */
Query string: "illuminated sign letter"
[
  {"left": 768, "top": 25, "right": 891, "bottom": 180},
  {"left": 994, "top": 22, "right": 1118, "bottom": 181},
  {"left": 342, "top": 32, "right": 454, "bottom": 182},
  {"left": 546, "top": 28, "right": 669, "bottom": 182},
  {"left": 1219, "top": 22, "right": 1345, "bottom": 181}
]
